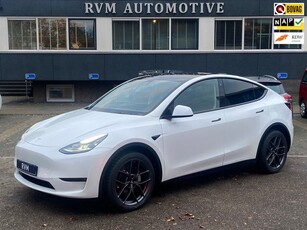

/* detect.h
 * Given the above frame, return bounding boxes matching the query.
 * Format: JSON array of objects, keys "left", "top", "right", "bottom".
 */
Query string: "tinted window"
[
  {"left": 244, "top": 18, "right": 272, "bottom": 50},
  {"left": 262, "top": 83, "right": 285, "bottom": 94},
  {"left": 173, "top": 79, "right": 220, "bottom": 113},
  {"left": 222, "top": 79, "right": 266, "bottom": 106},
  {"left": 215, "top": 20, "right": 242, "bottom": 50},
  {"left": 142, "top": 19, "right": 169, "bottom": 50},
  {"left": 303, "top": 71, "right": 307, "bottom": 83},
  {"left": 113, "top": 20, "right": 140, "bottom": 50},
  {"left": 172, "top": 19, "right": 198, "bottom": 50}
]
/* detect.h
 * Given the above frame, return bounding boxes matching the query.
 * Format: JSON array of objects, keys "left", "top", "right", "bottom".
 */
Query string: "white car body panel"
[
  {"left": 222, "top": 99, "right": 267, "bottom": 165},
  {"left": 161, "top": 109, "right": 225, "bottom": 180},
  {"left": 15, "top": 112, "right": 165, "bottom": 198},
  {"left": 14, "top": 74, "right": 294, "bottom": 200},
  {"left": 15, "top": 141, "right": 113, "bottom": 198}
]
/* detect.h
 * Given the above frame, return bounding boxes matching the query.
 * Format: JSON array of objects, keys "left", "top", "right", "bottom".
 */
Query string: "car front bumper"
[{"left": 14, "top": 140, "right": 113, "bottom": 198}]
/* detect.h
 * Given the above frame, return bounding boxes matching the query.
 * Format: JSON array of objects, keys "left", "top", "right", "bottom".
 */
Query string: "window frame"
[
  {"left": 214, "top": 19, "right": 243, "bottom": 50},
  {"left": 8, "top": 18, "right": 37, "bottom": 50},
  {"left": 244, "top": 18, "right": 273, "bottom": 50},
  {"left": 112, "top": 19, "right": 140, "bottom": 50},
  {"left": 171, "top": 18, "right": 199, "bottom": 50},
  {"left": 170, "top": 78, "right": 221, "bottom": 114},
  {"left": 46, "top": 84, "right": 75, "bottom": 102},
  {"left": 219, "top": 78, "right": 267, "bottom": 107},
  {"left": 302, "top": 71, "right": 307, "bottom": 84},
  {"left": 112, "top": 18, "right": 199, "bottom": 51},
  {"left": 141, "top": 18, "right": 170, "bottom": 50},
  {"left": 68, "top": 18, "right": 97, "bottom": 50},
  {"left": 38, "top": 18, "right": 67, "bottom": 50}
]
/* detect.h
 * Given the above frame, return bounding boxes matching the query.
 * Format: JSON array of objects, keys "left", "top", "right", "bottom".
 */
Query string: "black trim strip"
[
  {"left": 59, "top": 178, "right": 87, "bottom": 182},
  {"left": 19, "top": 171, "right": 55, "bottom": 190}
]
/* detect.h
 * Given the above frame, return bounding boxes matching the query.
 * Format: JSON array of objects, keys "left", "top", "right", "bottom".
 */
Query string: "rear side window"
[
  {"left": 302, "top": 71, "right": 307, "bottom": 83},
  {"left": 263, "top": 83, "right": 285, "bottom": 94},
  {"left": 221, "top": 79, "right": 266, "bottom": 107}
]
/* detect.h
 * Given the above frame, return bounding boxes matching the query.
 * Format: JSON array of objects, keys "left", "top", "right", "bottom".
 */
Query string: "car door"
[
  {"left": 220, "top": 78, "right": 268, "bottom": 165},
  {"left": 160, "top": 78, "right": 225, "bottom": 181}
]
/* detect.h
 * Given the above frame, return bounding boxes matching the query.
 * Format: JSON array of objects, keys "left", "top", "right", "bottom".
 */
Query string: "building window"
[
  {"left": 244, "top": 18, "right": 272, "bottom": 49},
  {"left": 8, "top": 19, "right": 37, "bottom": 50},
  {"left": 215, "top": 20, "right": 242, "bottom": 50},
  {"left": 142, "top": 19, "right": 169, "bottom": 50},
  {"left": 69, "top": 19, "right": 96, "bottom": 50},
  {"left": 46, "top": 85, "right": 75, "bottom": 102},
  {"left": 171, "top": 19, "right": 198, "bottom": 50},
  {"left": 112, "top": 20, "right": 140, "bottom": 50},
  {"left": 38, "top": 18, "right": 66, "bottom": 50}
]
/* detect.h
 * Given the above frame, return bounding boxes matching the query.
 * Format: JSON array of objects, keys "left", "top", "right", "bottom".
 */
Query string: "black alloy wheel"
[
  {"left": 257, "top": 130, "right": 288, "bottom": 174},
  {"left": 103, "top": 152, "right": 155, "bottom": 212}
]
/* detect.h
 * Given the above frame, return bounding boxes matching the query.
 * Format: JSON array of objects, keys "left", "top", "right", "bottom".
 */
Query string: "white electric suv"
[{"left": 15, "top": 74, "right": 293, "bottom": 211}]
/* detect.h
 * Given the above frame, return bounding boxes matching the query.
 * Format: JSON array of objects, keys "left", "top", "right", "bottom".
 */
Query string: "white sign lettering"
[
  {"left": 85, "top": 2, "right": 116, "bottom": 14},
  {"left": 85, "top": 2, "right": 225, "bottom": 15}
]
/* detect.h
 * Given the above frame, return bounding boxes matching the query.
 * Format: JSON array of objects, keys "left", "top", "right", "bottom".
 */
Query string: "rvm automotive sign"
[{"left": 84, "top": 1, "right": 225, "bottom": 15}]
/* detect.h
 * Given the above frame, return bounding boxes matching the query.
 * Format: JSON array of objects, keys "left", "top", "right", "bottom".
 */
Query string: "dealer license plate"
[{"left": 17, "top": 160, "right": 38, "bottom": 176}]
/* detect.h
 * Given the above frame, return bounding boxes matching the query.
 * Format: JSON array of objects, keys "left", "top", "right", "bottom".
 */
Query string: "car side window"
[
  {"left": 173, "top": 79, "right": 220, "bottom": 113},
  {"left": 221, "top": 78, "right": 266, "bottom": 107},
  {"left": 303, "top": 71, "right": 307, "bottom": 83}
]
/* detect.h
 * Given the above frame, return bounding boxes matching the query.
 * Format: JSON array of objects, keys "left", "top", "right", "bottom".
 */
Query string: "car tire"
[
  {"left": 300, "top": 100, "right": 307, "bottom": 118},
  {"left": 102, "top": 152, "right": 155, "bottom": 212},
  {"left": 257, "top": 130, "right": 288, "bottom": 174}
]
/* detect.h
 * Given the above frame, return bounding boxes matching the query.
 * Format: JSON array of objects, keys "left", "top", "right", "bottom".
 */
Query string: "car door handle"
[
  {"left": 212, "top": 118, "right": 221, "bottom": 122},
  {"left": 256, "top": 109, "right": 264, "bottom": 113}
]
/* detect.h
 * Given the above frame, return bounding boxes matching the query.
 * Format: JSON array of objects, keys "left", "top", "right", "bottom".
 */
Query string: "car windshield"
[{"left": 89, "top": 77, "right": 185, "bottom": 115}]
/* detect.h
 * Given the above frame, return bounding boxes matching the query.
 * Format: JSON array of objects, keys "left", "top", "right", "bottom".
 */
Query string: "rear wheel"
[
  {"left": 257, "top": 130, "right": 288, "bottom": 174},
  {"left": 300, "top": 100, "right": 307, "bottom": 118},
  {"left": 102, "top": 152, "right": 155, "bottom": 212}
]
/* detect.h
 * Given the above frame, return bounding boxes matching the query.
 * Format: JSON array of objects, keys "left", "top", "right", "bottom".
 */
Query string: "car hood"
[{"left": 23, "top": 109, "right": 140, "bottom": 147}]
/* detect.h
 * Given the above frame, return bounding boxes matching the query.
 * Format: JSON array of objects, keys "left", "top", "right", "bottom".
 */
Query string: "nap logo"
[
  {"left": 274, "top": 18, "right": 294, "bottom": 26},
  {"left": 274, "top": 17, "right": 304, "bottom": 30},
  {"left": 274, "top": 3, "right": 304, "bottom": 15}
]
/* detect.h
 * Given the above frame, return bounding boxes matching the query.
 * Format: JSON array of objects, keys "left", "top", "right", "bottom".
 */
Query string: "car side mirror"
[{"left": 172, "top": 105, "right": 193, "bottom": 118}]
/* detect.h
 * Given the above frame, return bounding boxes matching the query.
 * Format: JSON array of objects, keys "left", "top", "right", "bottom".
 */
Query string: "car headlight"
[{"left": 59, "top": 134, "right": 108, "bottom": 154}]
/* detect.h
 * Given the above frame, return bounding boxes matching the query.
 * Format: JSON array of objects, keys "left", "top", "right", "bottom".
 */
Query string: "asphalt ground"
[{"left": 0, "top": 96, "right": 307, "bottom": 230}]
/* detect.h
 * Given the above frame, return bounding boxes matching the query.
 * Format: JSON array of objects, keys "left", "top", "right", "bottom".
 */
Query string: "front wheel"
[
  {"left": 102, "top": 152, "right": 155, "bottom": 212},
  {"left": 300, "top": 100, "right": 307, "bottom": 118},
  {"left": 257, "top": 130, "right": 288, "bottom": 174}
]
